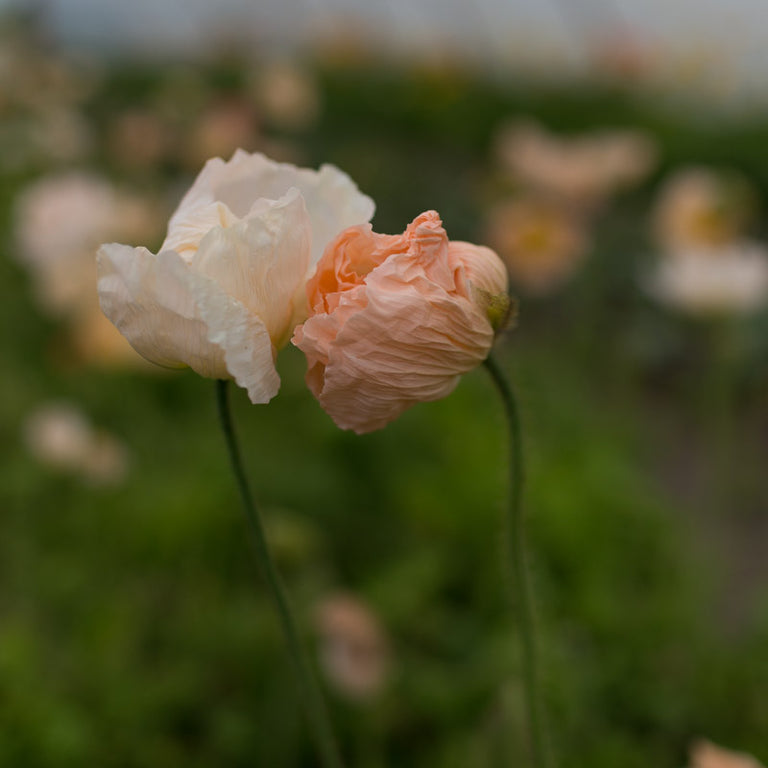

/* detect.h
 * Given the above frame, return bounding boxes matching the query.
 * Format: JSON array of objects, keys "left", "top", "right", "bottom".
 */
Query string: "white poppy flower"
[
  {"left": 97, "top": 150, "right": 374, "bottom": 403},
  {"left": 648, "top": 242, "right": 768, "bottom": 315}
]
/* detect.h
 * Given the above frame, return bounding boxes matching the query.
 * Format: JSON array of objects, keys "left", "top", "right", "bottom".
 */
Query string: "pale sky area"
[{"left": 12, "top": 0, "right": 768, "bottom": 103}]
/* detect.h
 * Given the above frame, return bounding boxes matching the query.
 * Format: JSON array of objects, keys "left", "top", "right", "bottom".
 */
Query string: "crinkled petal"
[
  {"left": 189, "top": 276, "right": 280, "bottom": 404},
  {"left": 97, "top": 243, "right": 280, "bottom": 403},
  {"left": 190, "top": 188, "right": 311, "bottom": 347},
  {"left": 296, "top": 269, "right": 493, "bottom": 434},
  {"left": 97, "top": 243, "right": 224, "bottom": 374}
]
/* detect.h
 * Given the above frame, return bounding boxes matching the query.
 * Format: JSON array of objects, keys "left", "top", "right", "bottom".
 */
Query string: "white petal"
[
  {"left": 168, "top": 150, "right": 374, "bottom": 268},
  {"left": 295, "top": 164, "right": 376, "bottom": 268},
  {"left": 188, "top": 275, "right": 281, "bottom": 404},
  {"left": 97, "top": 244, "right": 280, "bottom": 402},
  {"left": 167, "top": 155, "right": 231, "bottom": 227},
  {"left": 190, "top": 188, "right": 311, "bottom": 348},
  {"left": 162, "top": 201, "right": 239, "bottom": 259},
  {"left": 97, "top": 243, "right": 224, "bottom": 374}
]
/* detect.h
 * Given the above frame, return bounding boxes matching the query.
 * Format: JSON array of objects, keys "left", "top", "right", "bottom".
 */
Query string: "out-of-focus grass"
[{"left": 1, "top": 40, "right": 768, "bottom": 767}]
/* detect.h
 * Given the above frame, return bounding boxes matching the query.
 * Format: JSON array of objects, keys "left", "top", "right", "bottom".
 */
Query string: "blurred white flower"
[
  {"left": 652, "top": 167, "right": 755, "bottom": 252},
  {"left": 98, "top": 150, "right": 374, "bottom": 403},
  {"left": 689, "top": 739, "right": 765, "bottom": 768},
  {"left": 24, "top": 403, "right": 129, "bottom": 486},
  {"left": 495, "top": 120, "right": 657, "bottom": 208},
  {"left": 15, "top": 172, "right": 159, "bottom": 316},
  {"left": 14, "top": 172, "right": 161, "bottom": 367},
  {"left": 648, "top": 242, "right": 768, "bottom": 315},
  {"left": 314, "top": 593, "right": 391, "bottom": 700}
]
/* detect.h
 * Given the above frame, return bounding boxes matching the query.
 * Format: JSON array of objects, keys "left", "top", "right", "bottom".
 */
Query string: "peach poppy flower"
[{"left": 292, "top": 211, "right": 509, "bottom": 434}]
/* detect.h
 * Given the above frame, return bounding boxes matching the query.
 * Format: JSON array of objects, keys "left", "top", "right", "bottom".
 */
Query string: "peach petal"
[{"left": 294, "top": 210, "right": 506, "bottom": 433}]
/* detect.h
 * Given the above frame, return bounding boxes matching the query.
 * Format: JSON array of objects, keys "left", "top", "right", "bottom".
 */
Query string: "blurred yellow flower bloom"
[
  {"left": 653, "top": 167, "right": 755, "bottom": 252},
  {"left": 485, "top": 196, "right": 589, "bottom": 295}
]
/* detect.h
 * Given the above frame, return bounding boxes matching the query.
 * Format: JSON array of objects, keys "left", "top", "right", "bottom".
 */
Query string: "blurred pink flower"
[
  {"left": 24, "top": 402, "right": 129, "bottom": 486},
  {"left": 689, "top": 739, "right": 765, "bottom": 768},
  {"left": 98, "top": 150, "right": 374, "bottom": 403},
  {"left": 293, "top": 210, "right": 509, "bottom": 433},
  {"left": 314, "top": 593, "right": 391, "bottom": 700},
  {"left": 495, "top": 120, "right": 656, "bottom": 209}
]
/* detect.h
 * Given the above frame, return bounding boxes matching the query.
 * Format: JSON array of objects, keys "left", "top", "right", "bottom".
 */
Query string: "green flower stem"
[
  {"left": 483, "top": 354, "right": 552, "bottom": 768},
  {"left": 215, "top": 380, "right": 344, "bottom": 768}
]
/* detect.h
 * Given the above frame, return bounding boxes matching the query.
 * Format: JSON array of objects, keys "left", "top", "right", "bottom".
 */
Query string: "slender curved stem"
[
  {"left": 483, "top": 354, "right": 551, "bottom": 768},
  {"left": 215, "top": 380, "right": 344, "bottom": 768}
]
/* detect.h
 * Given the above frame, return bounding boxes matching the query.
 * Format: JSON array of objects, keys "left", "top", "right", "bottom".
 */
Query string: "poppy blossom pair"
[{"left": 97, "top": 151, "right": 509, "bottom": 433}]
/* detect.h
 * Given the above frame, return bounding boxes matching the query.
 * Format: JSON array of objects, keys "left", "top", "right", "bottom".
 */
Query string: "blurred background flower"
[
  {"left": 13, "top": 171, "right": 164, "bottom": 367},
  {"left": 252, "top": 60, "right": 320, "bottom": 132},
  {"left": 23, "top": 401, "right": 129, "bottom": 485},
  {"left": 314, "top": 593, "right": 391, "bottom": 700},
  {"left": 689, "top": 740, "right": 766, "bottom": 768},
  {"left": 647, "top": 242, "right": 768, "bottom": 316},
  {"left": 485, "top": 196, "right": 589, "bottom": 295},
  {"left": 182, "top": 97, "right": 261, "bottom": 169},
  {"left": 494, "top": 120, "right": 657, "bottom": 211},
  {"left": 652, "top": 167, "right": 756, "bottom": 253}
]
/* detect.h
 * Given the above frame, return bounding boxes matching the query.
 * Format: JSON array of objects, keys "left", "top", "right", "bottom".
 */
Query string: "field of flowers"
[{"left": 2, "top": 15, "right": 768, "bottom": 768}]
